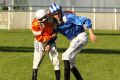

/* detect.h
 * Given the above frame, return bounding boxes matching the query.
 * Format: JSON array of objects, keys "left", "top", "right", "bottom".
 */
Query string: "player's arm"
[
  {"left": 88, "top": 28, "right": 96, "bottom": 43},
  {"left": 46, "top": 17, "right": 58, "bottom": 45},
  {"left": 32, "top": 18, "right": 44, "bottom": 36},
  {"left": 68, "top": 14, "right": 96, "bottom": 43},
  {"left": 79, "top": 16, "right": 96, "bottom": 43},
  {"left": 67, "top": 13, "right": 92, "bottom": 27},
  {"left": 44, "top": 17, "right": 58, "bottom": 52},
  {"left": 32, "top": 20, "right": 52, "bottom": 42},
  {"left": 44, "top": 34, "right": 57, "bottom": 52},
  {"left": 82, "top": 17, "right": 96, "bottom": 43},
  {"left": 44, "top": 27, "right": 58, "bottom": 52}
]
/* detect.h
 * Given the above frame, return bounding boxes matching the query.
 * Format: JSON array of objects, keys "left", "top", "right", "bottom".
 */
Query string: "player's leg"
[
  {"left": 32, "top": 69, "right": 38, "bottom": 80},
  {"left": 69, "top": 32, "right": 88, "bottom": 80},
  {"left": 32, "top": 39, "right": 45, "bottom": 80},
  {"left": 71, "top": 67, "right": 83, "bottom": 80},
  {"left": 49, "top": 44, "right": 60, "bottom": 80},
  {"left": 62, "top": 32, "right": 87, "bottom": 80},
  {"left": 69, "top": 48, "right": 83, "bottom": 80},
  {"left": 62, "top": 46, "right": 73, "bottom": 80},
  {"left": 63, "top": 60, "right": 70, "bottom": 80},
  {"left": 62, "top": 37, "right": 84, "bottom": 80}
]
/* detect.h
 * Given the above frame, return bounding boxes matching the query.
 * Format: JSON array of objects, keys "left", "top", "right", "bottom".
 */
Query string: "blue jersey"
[{"left": 57, "top": 12, "right": 92, "bottom": 40}]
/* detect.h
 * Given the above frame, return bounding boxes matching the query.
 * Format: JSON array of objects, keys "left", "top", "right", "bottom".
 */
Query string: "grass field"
[{"left": 0, "top": 29, "right": 120, "bottom": 80}]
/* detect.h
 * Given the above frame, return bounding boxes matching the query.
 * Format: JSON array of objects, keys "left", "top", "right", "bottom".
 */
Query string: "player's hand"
[
  {"left": 52, "top": 33, "right": 57, "bottom": 38},
  {"left": 90, "top": 33, "right": 96, "bottom": 44},
  {"left": 44, "top": 45, "right": 50, "bottom": 52}
]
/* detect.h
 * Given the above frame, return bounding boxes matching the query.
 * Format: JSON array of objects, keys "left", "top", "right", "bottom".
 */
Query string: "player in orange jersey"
[{"left": 31, "top": 9, "right": 60, "bottom": 80}]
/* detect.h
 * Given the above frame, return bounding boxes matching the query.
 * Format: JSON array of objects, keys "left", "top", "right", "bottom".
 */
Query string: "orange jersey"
[{"left": 32, "top": 18, "right": 54, "bottom": 42}]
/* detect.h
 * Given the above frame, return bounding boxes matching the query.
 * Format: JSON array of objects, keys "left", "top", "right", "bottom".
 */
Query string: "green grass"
[{"left": 0, "top": 29, "right": 120, "bottom": 80}]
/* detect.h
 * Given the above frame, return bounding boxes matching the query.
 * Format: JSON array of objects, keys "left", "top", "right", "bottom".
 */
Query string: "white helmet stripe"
[
  {"left": 49, "top": 7, "right": 53, "bottom": 13},
  {"left": 56, "top": 4, "right": 60, "bottom": 9},
  {"left": 52, "top": 4, "right": 57, "bottom": 12}
]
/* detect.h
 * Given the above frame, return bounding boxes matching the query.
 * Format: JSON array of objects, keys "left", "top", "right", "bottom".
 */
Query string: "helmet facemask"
[{"left": 38, "top": 15, "right": 48, "bottom": 23}]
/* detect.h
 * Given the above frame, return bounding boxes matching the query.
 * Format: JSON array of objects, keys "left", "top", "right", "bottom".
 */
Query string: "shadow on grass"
[
  {"left": 0, "top": 46, "right": 120, "bottom": 54},
  {"left": 81, "top": 49, "right": 120, "bottom": 54},
  {"left": 0, "top": 46, "right": 33, "bottom": 52},
  {"left": 58, "top": 48, "right": 120, "bottom": 54},
  {"left": 95, "top": 33, "right": 120, "bottom": 36}
]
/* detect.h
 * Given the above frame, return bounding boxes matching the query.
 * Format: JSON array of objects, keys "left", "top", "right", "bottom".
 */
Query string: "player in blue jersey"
[{"left": 49, "top": 3, "right": 96, "bottom": 80}]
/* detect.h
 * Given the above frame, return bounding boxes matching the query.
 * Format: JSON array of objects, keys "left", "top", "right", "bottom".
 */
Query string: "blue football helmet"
[{"left": 49, "top": 3, "right": 62, "bottom": 13}]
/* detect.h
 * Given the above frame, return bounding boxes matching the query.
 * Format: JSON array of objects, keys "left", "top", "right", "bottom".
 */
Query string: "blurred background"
[{"left": 0, "top": 0, "right": 120, "bottom": 30}]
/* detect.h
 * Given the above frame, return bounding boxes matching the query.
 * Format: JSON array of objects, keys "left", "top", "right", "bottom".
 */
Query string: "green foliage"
[{"left": 0, "top": 30, "right": 120, "bottom": 80}]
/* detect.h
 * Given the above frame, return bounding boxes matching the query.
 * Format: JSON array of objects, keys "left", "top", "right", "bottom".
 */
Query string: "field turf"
[{"left": 0, "top": 30, "right": 120, "bottom": 80}]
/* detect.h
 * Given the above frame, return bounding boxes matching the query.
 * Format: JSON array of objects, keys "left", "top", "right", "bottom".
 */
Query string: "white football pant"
[
  {"left": 62, "top": 32, "right": 88, "bottom": 68},
  {"left": 33, "top": 39, "right": 60, "bottom": 70}
]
